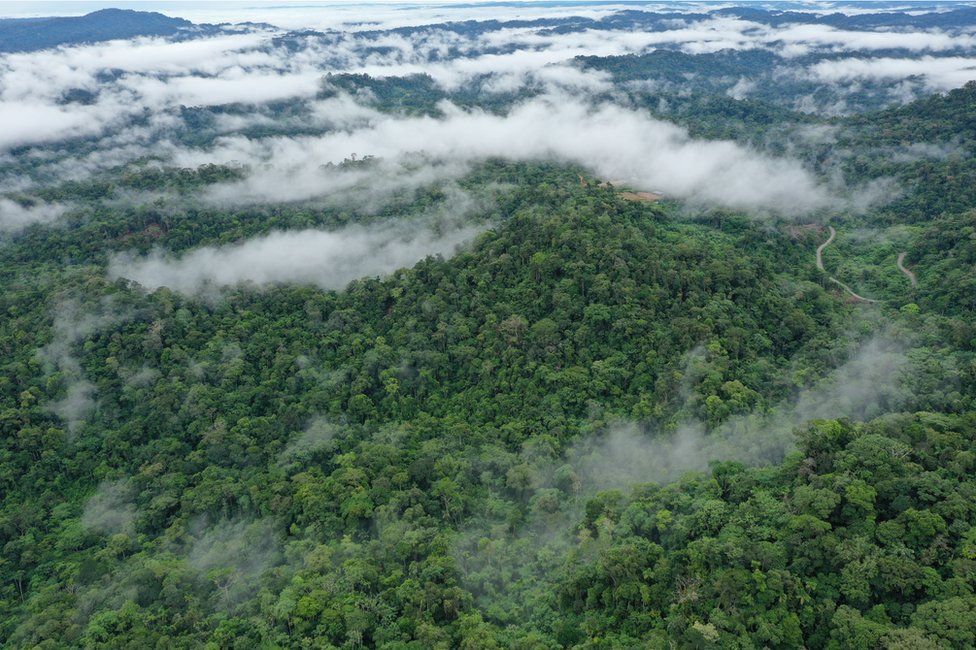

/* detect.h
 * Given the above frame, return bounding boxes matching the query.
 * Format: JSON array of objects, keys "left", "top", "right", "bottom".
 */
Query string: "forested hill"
[
  {"left": 0, "top": 9, "right": 193, "bottom": 52},
  {"left": 841, "top": 81, "right": 976, "bottom": 144},
  {"left": 2, "top": 158, "right": 975, "bottom": 647},
  {"left": 2, "top": 2, "right": 976, "bottom": 648}
]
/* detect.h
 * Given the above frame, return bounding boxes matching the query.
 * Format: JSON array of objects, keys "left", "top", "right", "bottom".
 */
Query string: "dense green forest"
[
  {"left": 4, "top": 4, "right": 976, "bottom": 649},
  {"left": 3, "top": 155, "right": 975, "bottom": 647}
]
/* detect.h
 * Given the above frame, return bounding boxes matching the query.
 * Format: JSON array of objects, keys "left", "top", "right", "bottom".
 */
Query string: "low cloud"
[
  {"left": 189, "top": 94, "right": 836, "bottom": 215},
  {"left": 0, "top": 198, "right": 65, "bottom": 231},
  {"left": 575, "top": 335, "right": 910, "bottom": 489},
  {"left": 110, "top": 218, "right": 483, "bottom": 294},
  {"left": 0, "top": 101, "right": 115, "bottom": 149},
  {"left": 0, "top": 32, "right": 275, "bottom": 150},
  {"left": 277, "top": 418, "right": 340, "bottom": 466},
  {"left": 5, "top": 6, "right": 976, "bottom": 190},
  {"left": 768, "top": 23, "right": 976, "bottom": 58},
  {"left": 457, "top": 333, "right": 914, "bottom": 611},
  {"left": 48, "top": 380, "right": 98, "bottom": 435},
  {"left": 888, "top": 141, "right": 964, "bottom": 162},
  {"left": 194, "top": 156, "right": 472, "bottom": 208},
  {"left": 186, "top": 517, "right": 282, "bottom": 605},
  {"left": 808, "top": 55, "right": 976, "bottom": 90},
  {"left": 37, "top": 297, "right": 129, "bottom": 433},
  {"left": 125, "top": 70, "right": 323, "bottom": 107},
  {"left": 81, "top": 479, "right": 138, "bottom": 536}
]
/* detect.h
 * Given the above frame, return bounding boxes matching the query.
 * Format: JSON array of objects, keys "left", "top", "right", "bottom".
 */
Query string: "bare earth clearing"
[
  {"left": 579, "top": 175, "right": 662, "bottom": 202},
  {"left": 619, "top": 191, "right": 663, "bottom": 202}
]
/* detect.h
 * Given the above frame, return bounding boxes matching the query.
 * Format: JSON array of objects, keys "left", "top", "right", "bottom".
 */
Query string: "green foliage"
[
  {"left": 2, "top": 155, "right": 976, "bottom": 647},
  {"left": 3, "top": 20, "right": 976, "bottom": 644},
  {"left": 558, "top": 414, "right": 976, "bottom": 648}
]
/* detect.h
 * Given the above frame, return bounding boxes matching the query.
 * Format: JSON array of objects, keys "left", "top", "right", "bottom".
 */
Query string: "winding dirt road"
[
  {"left": 816, "top": 225, "right": 836, "bottom": 272},
  {"left": 816, "top": 226, "right": 880, "bottom": 304},
  {"left": 897, "top": 252, "right": 918, "bottom": 288},
  {"left": 828, "top": 277, "right": 880, "bottom": 303}
]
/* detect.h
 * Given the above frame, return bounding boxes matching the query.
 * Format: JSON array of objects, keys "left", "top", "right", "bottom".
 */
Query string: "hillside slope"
[{"left": 0, "top": 9, "right": 192, "bottom": 52}]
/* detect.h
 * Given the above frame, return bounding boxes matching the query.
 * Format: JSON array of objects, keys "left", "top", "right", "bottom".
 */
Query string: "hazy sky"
[
  {"left": 4, "top": 1, "right": 974, "bottom": 29},
  {"left": 0, "top": 1, "right": 648, "bottom": 27}
]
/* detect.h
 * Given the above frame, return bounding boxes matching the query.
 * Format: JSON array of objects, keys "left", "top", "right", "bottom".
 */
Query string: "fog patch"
[
  {"left": 726, "top": 77, "right": 756, "bottom": 100},
  {"left": 577, "top": 335, "right": 910, "bottom": 488},
  {"left": 792, "top": 123, "right": 840, "bottom": 146},
  {"left": 888, "top": 141, "right": 965, "bottom": 163},
  {"left": 37, "top": 297, "right": 126, "bottom": 433},
  {"left": 843, "top": 176, "right": 902, "bottom": 214},
  {"left": 48, "top": 381, "right": 98, "bottom": 435},
  {"left": 81, "top": 479, "right": 138, "bottom": 536},
  {"left": 456, "top": 334, "right": 913, "bottom": 606},
  {"left": 110, "top": 187, "right": 489, "bottom": 294},
  {"left": 186, "top": 517, "right": 283, "bottom": 605},
  {"left": 278, "top": 418, "right": 340, "bottom": 466},
  {"left": 0, "top": 198, "right": 66, "bottom": 232},
  {"left": 121, "top": 365, "right": 161, "bottom": 388}
]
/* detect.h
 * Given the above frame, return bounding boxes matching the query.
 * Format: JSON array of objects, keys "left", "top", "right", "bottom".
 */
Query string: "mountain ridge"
[{"left": 0, "top": 8, "right": 193, "bottom": 53}]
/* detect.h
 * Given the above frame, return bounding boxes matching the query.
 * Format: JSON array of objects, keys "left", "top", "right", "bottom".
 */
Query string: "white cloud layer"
[
  {"left": 185, "top": 95, "right": 834, "bottom": 214},
  {"left": 0, "top": 198, "right": 66, "bottom": 231},
  {"left": 126, "top": 70, "right": 323, "bottom": 107},
  {"left": 3, "top": 6, "right": 976, "bottom": 155},
  {"left": 809, "top": 55, "right": 976, "bottom": 90},
  {"left": 109, "top": 220, "right": 482, "bottom": 294},
  {"left": 1, "top": 2, "right": 974, "bottom": 210}
]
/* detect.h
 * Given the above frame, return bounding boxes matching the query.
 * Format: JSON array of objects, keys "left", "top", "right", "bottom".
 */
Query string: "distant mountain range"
[{"left": 0, "top": 8, "right": 194, "bottom": 52}]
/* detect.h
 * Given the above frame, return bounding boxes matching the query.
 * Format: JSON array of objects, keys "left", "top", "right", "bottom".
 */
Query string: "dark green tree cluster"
[
  {"left": 1, "top": 161, "right": 974, "bottom": 647},
  {"left": 559, "top": 413, "right": 976, "bottom": 648},
  {"left": 3, "top": 12, "right": 976, "bottom": 642}
]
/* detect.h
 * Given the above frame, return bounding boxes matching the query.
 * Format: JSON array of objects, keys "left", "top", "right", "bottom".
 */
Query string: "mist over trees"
[{"left": 2, "top": 2, "right": 976, "bottom": 648}]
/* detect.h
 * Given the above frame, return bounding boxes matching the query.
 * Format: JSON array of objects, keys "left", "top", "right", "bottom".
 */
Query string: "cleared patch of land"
[
  {"left": 579, "top": 175, "right": 662, "bottom": 202},
  {"left": 619, "top": 191, "right": 662, "bottom": 203}
]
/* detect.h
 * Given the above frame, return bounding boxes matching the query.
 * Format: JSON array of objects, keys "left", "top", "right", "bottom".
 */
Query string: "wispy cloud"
[
  {"left": 574, "top": 335, "right": 911, "bottom": 489},
  {"left": 110, "top": 207, "right": 484, "bottom": 294},
  {"left": 183, "top": 94, "right": 835, "bottom": 214},
  {"left": 808, "top": 55, "right": 976, "bottom": 90},
  {"left": 0, "top": 197, "right": 65, "bottom": 231}
]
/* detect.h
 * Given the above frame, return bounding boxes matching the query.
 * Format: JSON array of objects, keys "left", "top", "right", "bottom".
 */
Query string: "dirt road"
[
  {"left": 897, "top": 252, "right": 918, "bottom": 288},
  {"left": 816, "top": 225, "right": 835, "bottom": 271},
  {"left": 816, "top": 226, "right": 880, "bottom": 304},
  {"left": 828, "top": 277, "right": 880, "bottom": 303}
]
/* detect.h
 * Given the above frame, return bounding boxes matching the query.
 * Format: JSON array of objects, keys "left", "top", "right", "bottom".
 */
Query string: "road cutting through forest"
[
  {"left": 897, "top": 252, "right": 918, "bottom": 288},
  {"left": 816, "top": 226, "right": 880, "bottom": 303},
  {"left": 815, "top": 225, "right": 836, "bottom": 271}
]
